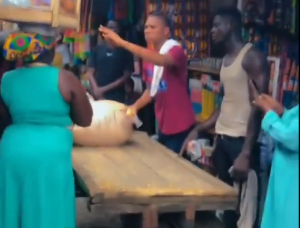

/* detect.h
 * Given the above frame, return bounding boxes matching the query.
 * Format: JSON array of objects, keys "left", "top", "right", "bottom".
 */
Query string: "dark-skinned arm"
[
  {"left": 84, "top": 46, "right": 98, "bottom": 80},
  {"left": 119, "top": 40, "right": 176, "bottom": 67},
  {"left": 132, "top": 88, "right": 152, "bottom": 111},
  {"left": 241, "top": 48, "right": 269, "bottom": 157},
  {"left": 100, "top": 70, "right": 131, "bottom": 93},
  {"left": 195, "top": 109, "right": 220, "bottom": 131}
]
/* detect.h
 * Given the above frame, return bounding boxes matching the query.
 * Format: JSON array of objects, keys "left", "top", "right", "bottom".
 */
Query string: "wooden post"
[
  {"left": 143, "top": 205, "right": 158, "bottom": 228},
  {"left": 185, "top": 203, "right": 196, "bottom": 228},
  {"left": 51, "top": 0, "right": 60, "bottom": 27}
]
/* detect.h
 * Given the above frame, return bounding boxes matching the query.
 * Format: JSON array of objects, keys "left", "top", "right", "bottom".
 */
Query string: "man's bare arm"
[
  {"left": 100, "top": 70, "right": 131, "bottom": 92},
  {"left": 132, "top": 88, "right": 152, "bottom": 111},
  {"left": 242, "top": 48, "right": 269, "bottom": 157},
  {"left": 84, "top": 68, "right": 95, "bottom": 79},
  {"left": 119, "top": 40, "right": 176, "bottom": 67}
]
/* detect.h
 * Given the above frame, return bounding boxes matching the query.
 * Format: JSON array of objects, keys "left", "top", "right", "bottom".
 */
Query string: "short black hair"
[
  {"left": 149, "top": 11, "right": 172, "bottom": 29},
  {"left": 106, "top": 20, "right": 124, "bottom": 37},
  {"left": 215, "top": 7, "right": 242, "bottom": 31}
]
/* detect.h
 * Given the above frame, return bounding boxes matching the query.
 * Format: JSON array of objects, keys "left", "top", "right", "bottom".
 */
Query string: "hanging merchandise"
[
  {"left": 147, "top": 0, "right": 210, "bottom": 59},
  {"left": 80, "top": 0, "right": 93, "bottom": 32},
  {"left": 246, "top": 31, "right": 299, "bottom": 107},
  {"left": 189, "top": 73, "right": 222, "bottom": 123},
  {"left": 241, "top": 0, "right": 299, "bottom": 108},
  {"left": 63, "top": 30, "right": 91, "bottom": 62},
  {"left": 108, "top": 0, "right": 134, "bottom": 25}
]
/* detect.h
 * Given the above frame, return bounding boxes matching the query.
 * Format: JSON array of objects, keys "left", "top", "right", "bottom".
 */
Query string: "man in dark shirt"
[{"left": 87, "top": 20, "right": 134, "bottom": 103}]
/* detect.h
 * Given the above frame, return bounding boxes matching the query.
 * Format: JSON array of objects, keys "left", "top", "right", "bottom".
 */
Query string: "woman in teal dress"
[
  {"left": 0, "top": 32, "right": 93, "bottom": 228},
  {"left": 253, "top": 94, "right": 299, "bottom": 228}
]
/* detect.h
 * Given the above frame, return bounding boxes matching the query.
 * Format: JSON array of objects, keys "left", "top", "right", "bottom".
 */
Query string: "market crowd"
[{"left": 0, "top": 6, "right": 299, "bottom": 228}]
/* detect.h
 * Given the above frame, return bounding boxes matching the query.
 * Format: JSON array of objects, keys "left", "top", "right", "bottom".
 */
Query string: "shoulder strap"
[{"left": 236, "top": 43, "right": 253, "bottom": 61}]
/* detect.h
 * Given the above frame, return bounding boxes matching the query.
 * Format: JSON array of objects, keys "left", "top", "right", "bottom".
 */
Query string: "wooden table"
[
  {"left": 73, "top": 132, "right": 237, "bottom": 228},
  {"left": 188, "top": 66, "right": 220, "bottom": 75}
]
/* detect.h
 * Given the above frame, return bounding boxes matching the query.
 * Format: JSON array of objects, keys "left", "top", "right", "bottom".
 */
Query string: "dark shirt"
[{"left": 88, "top": 44, "right": 134, "bottom": 103}]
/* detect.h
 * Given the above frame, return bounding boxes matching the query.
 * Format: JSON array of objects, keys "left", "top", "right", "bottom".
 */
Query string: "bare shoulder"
[
  {"left": 242, "top": 45, "right": 269, "bottom": 93},
  {"left": 59, "top": 69, "right": 77, "bottom": 80},
  {"left": 242, "top": 46, "right": 268, "bottom": 73},
  {"left": 59, "top": 69, "right": 83, "bottom": 102},
  {"left": 59, "top": 68, "right": 83, "bottom": 87}
]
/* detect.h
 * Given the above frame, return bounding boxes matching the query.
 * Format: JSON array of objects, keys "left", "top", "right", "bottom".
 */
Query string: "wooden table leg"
[
  {"left": 184, "top": 203, "right": 196, "bottom": 228},
  {"left": 143, "top": 205, "right": 158, "bottom": 228}
]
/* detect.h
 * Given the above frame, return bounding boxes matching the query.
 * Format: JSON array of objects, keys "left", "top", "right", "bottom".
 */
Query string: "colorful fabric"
[
  {"left": 63, "top": 30, "right": 91, "bottom": 61},
  {"left": 3, "top": 33, "right": 56, "bottom": 62}
]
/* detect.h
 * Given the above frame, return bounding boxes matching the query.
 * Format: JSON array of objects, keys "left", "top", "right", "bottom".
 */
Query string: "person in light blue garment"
[{"left": 252, "top": 93, "right": 299, "bottom": 228}]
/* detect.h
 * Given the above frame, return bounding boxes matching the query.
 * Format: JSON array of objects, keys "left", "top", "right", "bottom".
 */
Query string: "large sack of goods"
[{"left": 73, "top": 98, "right": 134, "bottom": 147}]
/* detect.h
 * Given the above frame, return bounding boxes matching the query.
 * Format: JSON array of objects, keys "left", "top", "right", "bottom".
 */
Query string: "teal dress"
[
  {"left": 261, "top": 105, "right": 299, "bottom": 228},
  {"left": 0, "top": 66, "right": 75, "bottom": 228}
]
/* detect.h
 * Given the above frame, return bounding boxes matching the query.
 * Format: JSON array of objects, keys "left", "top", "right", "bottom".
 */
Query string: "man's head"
[
  {"left": 144, "top": 11, "right": 171, "bottom": 45},
  {"left": 211, "top": 7, "right": 242, "bottom": 44},
  {"left": 106, "top": 20, "right": 121, "bottom": 34}
]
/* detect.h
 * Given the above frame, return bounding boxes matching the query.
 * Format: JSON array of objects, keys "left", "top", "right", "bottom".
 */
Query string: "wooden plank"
[
  {"left": 73, "top": 132, "right": 237, "bottom": 207},
  {"left": 90, "top": 196, "right": 237, "bottom": 214},
  {"left": 188, "top": 66, "right": 220, "bottom": 75},
  {"left": 0, "top": 6, "right": 52, "bottom": 24}
]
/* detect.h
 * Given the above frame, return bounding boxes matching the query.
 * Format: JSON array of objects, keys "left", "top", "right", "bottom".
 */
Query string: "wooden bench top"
[{"left": 73, "top": 132, "right": 237, "bottom": 212}]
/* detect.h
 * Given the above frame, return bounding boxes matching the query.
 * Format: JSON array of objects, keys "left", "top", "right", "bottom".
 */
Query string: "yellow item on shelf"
[{"left": 53, "top": 52, "right": 63, "bottom": 69}]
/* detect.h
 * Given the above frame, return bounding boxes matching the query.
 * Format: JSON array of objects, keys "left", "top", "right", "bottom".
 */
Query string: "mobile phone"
[{"left": 250, "top": 79, "right": 260, "bottom": 98}]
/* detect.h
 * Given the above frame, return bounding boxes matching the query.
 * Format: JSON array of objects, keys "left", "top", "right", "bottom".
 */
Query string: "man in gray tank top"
[{"left": 181, "top": 7, "right": 269, "bottom": 228}]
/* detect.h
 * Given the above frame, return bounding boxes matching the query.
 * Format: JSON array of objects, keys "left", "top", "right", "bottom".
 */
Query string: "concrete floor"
[{"left": 76, "top": 198, "right": 121, "bottom": 228}]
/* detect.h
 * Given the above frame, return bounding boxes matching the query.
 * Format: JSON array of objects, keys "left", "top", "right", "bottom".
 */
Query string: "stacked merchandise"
[
  {"left": 147, "top": 0, "right": 210, "bottom": 59},
  {"left": 62, "top": 0, "right": 93, "bottom": 64},
  {"left": 189, "top": 73, "right": 222, "bottom": 123},
  {"left": 241, "top": 0, "right": 299, "bottom": 36},
  {"left": 242, "top": 0, "right": 299, "bottom": 108},
  {"left": 63, "top": 30, "right": 91, "bottom": 63},
  {"left": 244, "top": 29, "right": 299, "bottom": 108}
]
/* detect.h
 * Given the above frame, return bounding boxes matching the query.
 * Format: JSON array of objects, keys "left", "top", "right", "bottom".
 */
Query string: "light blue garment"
[{"left": 261, "top": 105, "right": 299, "bottom": 228}]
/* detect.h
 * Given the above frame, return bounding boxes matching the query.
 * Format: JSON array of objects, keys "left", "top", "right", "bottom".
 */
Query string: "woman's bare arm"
[{"left": 59, "top": 70, "right": 93, "bottom": 127}]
